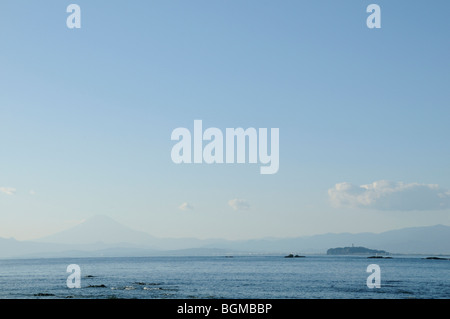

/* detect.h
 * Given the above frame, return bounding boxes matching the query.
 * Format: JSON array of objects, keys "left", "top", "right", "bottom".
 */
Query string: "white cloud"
[
  {"left": 178, "top": 202, "right": 194, "bottom": 210},
  {"left": 328, "top": 180, "right": 450, "bottom": 211},
  {"left": 0, "top": 187, "right": 17, "bottom": 196},
  {"left": 228, "top": 198, "right": 250, "bottom": 210}
]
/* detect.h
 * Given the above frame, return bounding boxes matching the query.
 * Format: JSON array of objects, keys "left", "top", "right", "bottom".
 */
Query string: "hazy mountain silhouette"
[
  {"left": 37, "top": 215, "right": 156, "bottom": 246},
  {"left": 0, "top": 237, "right": 68, "bottom": 258},
  {"left": 1, "top": 215, "right": 449, "bottom": 258},
  {"left": 36, "top": 215, "right": 224, "bottom": 250},
  {"left": 202, "top": 224, "right": 450, "bottom": 255}
]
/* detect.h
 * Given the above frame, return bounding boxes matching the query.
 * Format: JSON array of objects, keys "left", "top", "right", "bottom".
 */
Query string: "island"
[
  {"left": 422, "top": 257, "right": 450, "bottom": 261},
  {"left": 327, "top": 246, "right": 388, "bottom": 256}
]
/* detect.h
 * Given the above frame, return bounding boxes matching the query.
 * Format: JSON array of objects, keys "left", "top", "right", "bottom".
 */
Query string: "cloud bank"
[
  {"left": 0, "top": 187, "right": 16, "bottom": 196},
  {"left": 178, "top": 202, "right": 193, "bottom": 210},
  {"left": 228, "top": 199, "right": 250, "bottom": 210},
  {"left": 328, "top": 180, "right": 450, "bottom": 211}
]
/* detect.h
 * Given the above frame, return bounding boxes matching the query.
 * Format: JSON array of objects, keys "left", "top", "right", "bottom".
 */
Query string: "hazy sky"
[{"left": 1, "top": 1, "right": 449, "bottom": 240}]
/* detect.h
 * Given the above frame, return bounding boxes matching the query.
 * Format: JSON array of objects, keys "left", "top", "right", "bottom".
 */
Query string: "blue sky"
[{"left": 1, "top": 1, "right": 449, "bottom": 240}]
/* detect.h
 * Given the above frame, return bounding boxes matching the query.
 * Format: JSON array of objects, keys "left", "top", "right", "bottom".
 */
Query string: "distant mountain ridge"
[
  {"left": 36, "top": 215, "right": 156, "bottom": 246},
  {"left": 0, "top": 216, "right": 449, "bottom": 258}
]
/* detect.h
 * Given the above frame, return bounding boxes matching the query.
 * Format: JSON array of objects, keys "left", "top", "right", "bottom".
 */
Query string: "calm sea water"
[{"left": 0, "top": 255, "right": 448, "bottom": 299}]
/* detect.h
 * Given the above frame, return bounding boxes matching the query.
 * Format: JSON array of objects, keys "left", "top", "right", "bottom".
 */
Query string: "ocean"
[{"left": 0, "top": 255, "right": 449, "bottom": 299}]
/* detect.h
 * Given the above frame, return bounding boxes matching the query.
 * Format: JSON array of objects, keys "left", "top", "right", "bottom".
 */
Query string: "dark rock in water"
[
  {"left": 84, "top": 275, "right": 95, "bottom": 278},
  {"left": 285, "top": 254, "right": 305, "bottom": 258},
  {"left": 141, "top": 282, "right": 162, "bottom": 287},
  {"left": 134, "top": 282, "right": 147, "bottom": 285},
  {"left": 34, "top": 293, "right": 55, "bottom": 297},
  {"left": 423, "top": 257, "right": 450, "bottom": 260},
  {"left": 368, "top": 256, "right": 392, "bottom": 259},
  {"left": 88, "top": 284, "right": 107, "bottom": 288}
]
